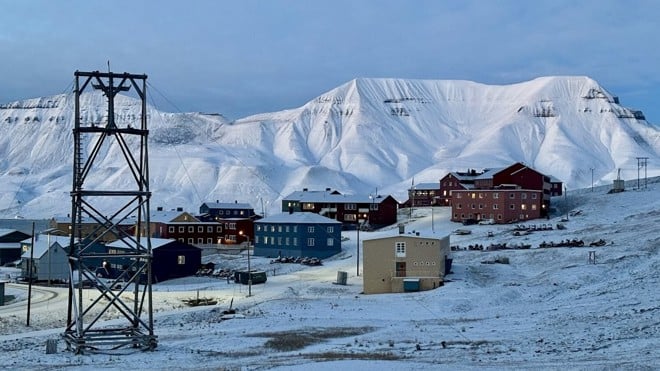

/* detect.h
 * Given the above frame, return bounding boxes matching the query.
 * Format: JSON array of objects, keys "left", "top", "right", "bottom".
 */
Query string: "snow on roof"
[
  {"left": 201, "top": 201, "right": 253, "bottom": 210},
  {"left": 284, "top": 189, "right": 387, "bottom": 204},
  {"left": 412, "top": 182, "right": 439, "bottom": 190},
  {"left": 256, "top": 212, "right": 341, "bottom": 224},
  {"left": 20, "top": 234, "right": 69, "bottom": 259},
  {"left": 0, "top": 228, "right": 19, "bottom": 237},
  {"left": 105, "top": 237, "right": 178, "bottom": 250}
]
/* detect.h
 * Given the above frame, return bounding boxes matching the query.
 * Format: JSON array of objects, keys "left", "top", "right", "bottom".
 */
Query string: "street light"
[{"left": 239, "top": 230, "right": 252, "bottom": 296}]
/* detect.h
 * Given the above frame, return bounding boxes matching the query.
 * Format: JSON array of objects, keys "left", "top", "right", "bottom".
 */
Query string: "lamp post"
[{"left": 239, "top": 230, "right": 252, "bottom": 296}]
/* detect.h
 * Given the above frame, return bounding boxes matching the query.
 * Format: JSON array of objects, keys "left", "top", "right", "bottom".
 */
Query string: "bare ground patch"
[{"left": 251, "top": 326, "right": 374, "bottom": 352}]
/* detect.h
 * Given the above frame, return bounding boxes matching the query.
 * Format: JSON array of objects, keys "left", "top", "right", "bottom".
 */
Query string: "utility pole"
[
  {"left": 590, "top": 168, "right": 594, "bottom": 192},
  {"left": 636, "top": 157, "right": 648, "bottom": 189}
]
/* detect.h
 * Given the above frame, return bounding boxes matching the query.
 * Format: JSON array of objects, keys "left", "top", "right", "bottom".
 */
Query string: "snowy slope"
[{"left": 1, "top": 76, "right": 659, "bottom": 218}]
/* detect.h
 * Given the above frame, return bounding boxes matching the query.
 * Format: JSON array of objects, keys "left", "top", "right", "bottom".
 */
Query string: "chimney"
[
  {"left": 325, "top": 187, "right": 331, "bottom": 191},
  {"left": 216, "top": 200, "right": 219, "bottom": 203},
  {"left": 398, "top": 223, "right": 405, "bottom": 234},
  {"left": 177, "top": 207, "right": 183, "bottom": 212},
  {"left": 303, "top": 188, "right": 308, "bottom": 192},
  {"left": 157, "top": 206, "right": 163, "bottom": 211}
]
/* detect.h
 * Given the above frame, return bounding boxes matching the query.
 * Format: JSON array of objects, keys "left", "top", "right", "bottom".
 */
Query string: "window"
[
  {"left": 278, "top": 237, "right": 282, "bottom": 245},
  {"left": 219, "top": 210, "right": 224, "bottom": 215},
  {"left": 293, "top": 237, "right": 298, "bottom": 246},
  {"left": 228, "top": 223, "right": 236, "bottom": 230},
  {"left": 198, "top": 226, "right": 204, "bottom": 232},
  {"left": 198, "top": 238, "right": 203, "bottom": 244},
  {"left": 532, "top": 193, "right": 538, "bottom": 199},
  {"left": 207, "top": 226, "right": 213, "bottom": 233},
  {"left": 217, "top": 226, "right": 223, "bottom": 232},
  {"left": 177, "top": 255, "right": 186, "bottom": 265},
  {"left": 471, "top": 193, "right": 476, "bottom": 199},
  {"left": 521, "top": 204, "right": 527, "bottom": 210},
  {"left": 303, "top": 203, "right": 315, "bottom": 210},
  {"left": 285, "top": 226, "right": 290, "bottom": 232},
  {"left": 509, "top": 193, "right": 515, "bottom": 199},
  {"left": 278, "top": 225, "right": 282, "bottom": 232},
  {"left": 509, "top": 204, "right": 515, "bottom": 210},
  {"left": 395, "top": 262, "right": 406, "bottom": 277},
  {"left": 471, "top": 204, "right": 475, "bottom": 209},
  {"left": 521, "top": 193, "right": 527, "bottom": 199},
  {"left": 286, "top": 237, "right": 290, "bottom": 246},
  {"left": 207, "top": 238, "right": 213, "bottom": 244},
  {"left": 188, "top": 226, "right": 194, "bottom": 232},
  {"left": 327, "top": 238, "right": 334, "bottom": 246},
  {"left": 293, "top": 226, "right": 297, "bottom": 233},
  {"left": 455, "top": 193, "right": 462, "bottom": 199},
  {"left": 479, "top": 204, "right": 483, "bottom": 209},
  {"left": 345, "top": 203, "right": 356, "bottom": 210},
  {"left": 179, "top": 226, "right": 184, "bottom": 233},
  {"left": 168, "top": 226, "right": 174, "bottom": 233},
  {"left": 327, "top": 226, "right": 334, "bottom": 233},
  {"left": 493, "top": 204, "right": 499, "bottom": 210},
  {"left": 308, "top": 226, "right": 315, "bottom": 233},
  {"left": 478, "top": 193, "right": 484, "bottom": 199},
  {"left": 178, "top": 238, "right": 184, "bottom": 243},
  {"left": 493, "top": 193, "right": 499, "bottom": 199},
  {"left": 395, "top": 242, "right": 406, "bottom": 257},
  {"left": 307, "top": 238, "right": 315, "bottom": 246},
  {"left": 532, "top": 204, "right": 537, "bottom": 210},
  {"left": 497, "top": 214, "right": 502, "bottom": 220},
  {"left": 256, "top": 225, "right": 262, "bottom": 231},
  {"left": 369, "top": 203, "right": 379, "bottom": 211},
  {"left": 270, "top": 225, "right": 275, "bottom": 232},
  {"left": 344, "top": 214, "right": 356, "bottom": 221},
  {"left": 188, "top": 238, "right": 194, "bottom": 244},
  {"left": 457, "top": 204, "right": 462, "bottom": 209}
]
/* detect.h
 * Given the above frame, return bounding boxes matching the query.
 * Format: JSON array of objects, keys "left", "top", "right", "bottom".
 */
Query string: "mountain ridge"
[{"left": 1, "top": 75, "right": 658, "bottom": 218}]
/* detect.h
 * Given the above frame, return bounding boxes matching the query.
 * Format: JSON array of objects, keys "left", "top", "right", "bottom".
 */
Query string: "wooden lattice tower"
[{"left": 64, "top": 70, "right": 157, "bottom": 353}]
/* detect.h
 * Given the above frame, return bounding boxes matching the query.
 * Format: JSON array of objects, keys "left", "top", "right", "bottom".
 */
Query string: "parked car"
[
  {"left": 462, "top": 218, "right": 478, "bottom": 225},
  {"left": 479, "top": 218, "right": 495, "bottom": 225}
]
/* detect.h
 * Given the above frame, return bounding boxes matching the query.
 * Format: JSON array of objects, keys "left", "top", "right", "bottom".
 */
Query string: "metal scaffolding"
[{"left": 64, "top": 70, "right": 157, "bottom": 353}]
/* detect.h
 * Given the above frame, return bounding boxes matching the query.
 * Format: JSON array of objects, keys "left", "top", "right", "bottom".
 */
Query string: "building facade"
[
  {"left": 281, "top": 189, "right": 398, "bottom": 230},
  {"left": 254, "top": 212, "right": 342, "bottom": 259},
  {"left": 363, "top": 233, "right": 450, "bottom": 295}
]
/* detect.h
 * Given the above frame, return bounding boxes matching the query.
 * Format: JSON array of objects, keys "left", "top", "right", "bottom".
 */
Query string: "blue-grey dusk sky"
[{"left": 2, "top": 1, "right": 659, "bottom": 123}]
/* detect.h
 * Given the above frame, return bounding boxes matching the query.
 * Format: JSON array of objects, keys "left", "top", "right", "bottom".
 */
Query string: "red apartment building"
[{"left": 445, "top": 163, "right": 563, "bottom": 224}]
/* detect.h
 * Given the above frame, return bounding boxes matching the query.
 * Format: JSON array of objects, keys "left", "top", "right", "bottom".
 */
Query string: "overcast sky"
[{"left": 2, "top": 1, "right": 659, "bottom": 123}]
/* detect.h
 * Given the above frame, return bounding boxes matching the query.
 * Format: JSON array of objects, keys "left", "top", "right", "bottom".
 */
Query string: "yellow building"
[{"left": 363, "top": 233, "right": 450, "bottom": 294}]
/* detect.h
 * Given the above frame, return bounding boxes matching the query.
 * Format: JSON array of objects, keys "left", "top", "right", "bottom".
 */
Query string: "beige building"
[{"left": 363, "top": 233, "right": 450, "bottom": 295}]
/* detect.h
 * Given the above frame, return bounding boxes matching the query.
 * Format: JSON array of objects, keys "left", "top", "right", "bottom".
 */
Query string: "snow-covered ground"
[{"left": 1, "top": 179, "right": 659, "bottom": 370}]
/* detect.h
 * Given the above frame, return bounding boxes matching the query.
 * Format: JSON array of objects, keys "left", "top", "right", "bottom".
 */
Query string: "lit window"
[{"left": 327, "top": 238, "right": 334, "bottom": 246}]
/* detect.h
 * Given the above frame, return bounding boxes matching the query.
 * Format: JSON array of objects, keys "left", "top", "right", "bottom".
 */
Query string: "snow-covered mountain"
[{"left": 1, "top": 76, "right": 659, "bottom": 218}]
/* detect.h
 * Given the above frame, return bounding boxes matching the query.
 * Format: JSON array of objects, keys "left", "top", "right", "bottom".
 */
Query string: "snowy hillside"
[{"left": 1, "top": 76, "right": 659, "bottom": 219}]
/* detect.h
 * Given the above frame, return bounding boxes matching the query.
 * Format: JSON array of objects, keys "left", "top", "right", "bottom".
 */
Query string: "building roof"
[
  {"left": 50, "top": 216, "right": 135, "bottom": 225},
  {"left": 256, "top": 212, "right": 341, "bottom": 225},
  {"left": 201, "top": 201, "right": 254, "bottom": 210},
  {"left": 106, "top": 237, "right": 185, "bottom": 250},
  {"left": 149, "top": 211, "right": 198, "bottom": 223},
  {"left": 20, "top": 234, "right": 70, "bottom": 259},
  {"left": 283, "top": 189, "right": 389, "bottom": 204},
  {"left": 412, "top": 182, "right": 439, "bottom": 190},
  {"left": 0, "top": 228, "right": 19, "bottom": 238},
  {"left": 363, "top": 232, "right": 450, "bottom": 242}
]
